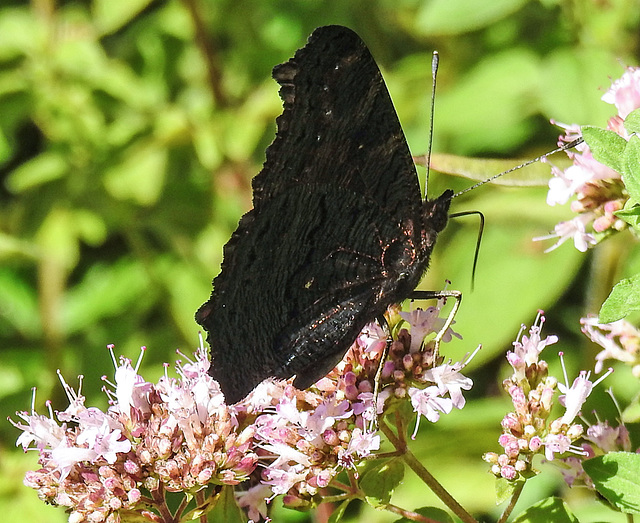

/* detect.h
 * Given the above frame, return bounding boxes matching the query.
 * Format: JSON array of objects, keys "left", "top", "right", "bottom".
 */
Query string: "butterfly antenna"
[
  {"left": 452, "top": 137, "right": 584, "bottom": 198},
  {"left": 424, "top": 51, "right": 439, "bottom": 200}
]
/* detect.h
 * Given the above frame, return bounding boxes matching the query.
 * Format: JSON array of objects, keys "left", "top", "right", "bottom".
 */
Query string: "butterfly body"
[{"left": 196, "top": 26, "right": 452, "bottom": 404}]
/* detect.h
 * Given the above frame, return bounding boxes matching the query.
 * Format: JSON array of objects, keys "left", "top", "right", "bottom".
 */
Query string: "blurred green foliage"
[{"left": 1, "top": 0, "right": 639, "bottom": 522}]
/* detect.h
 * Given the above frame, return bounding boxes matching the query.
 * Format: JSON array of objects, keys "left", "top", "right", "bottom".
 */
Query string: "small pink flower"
[
  {"left": 110, "top": 349, "right": 153, "bottom": 417},
  {"left": 399, "top": 304, "right": 462, "bottom": 352},
  {"left": 263, "top": 465, "right": 308, "bottom": 496},
  {"left": 557, "top": 353, "right": 612, "bottom": 425},
  {"left": 546, "top": 164, "right": 594, "bottom": 206},
  {"left": 507, "top": 312, "right": 558, "bottom": 375},
  {"left": 357, "top": 322, "right": 388, "bottom": 356},
  {"left": 76, "top": 423, "right": 131, "bottom": 464},
  {"left": 338, "top": 428, "right": 380, "bottom": 465},
  {"left": 50, "top": 443, "right": 99, "bottom": 481},
  {"left": 601, "top": 66, "right": 640, "bottom": 119},
  {"left": 581, "top": 316, "right": 640, "bottom": 373},
  {"left": 408, "top": 386, "right": 453, "bottom": 437},
  {"left": 422, "top": 361, "right": 473, "bottom": 409},
  {"left": 558, "top": 456, "right": 587, "bottom": 487},
  {"left": 13, "top": 410, "right": 66, "bottom": 453},
  {"left": 543, "top": 433, "right": 572, "bottom": 460},
  {"left": 500, "top": 465, "right": 517, "bottom": 480},
  {"left": 533, "top": 215, "right": 597, "bottom": 252},
  {"left": 540, "top": 72, "right": 634, "bottom": 254},
  {"left": 529, "top": 436, "right": 542, "bottom": 451},
  {"left": 558, "top": 371, "right": 593, "bottom": 425},
  {"left": 585, "top": 421, "right": 631, "bottom": 452}
]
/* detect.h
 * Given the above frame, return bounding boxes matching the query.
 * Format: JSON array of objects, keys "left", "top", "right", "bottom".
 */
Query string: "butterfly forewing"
[
  {"left": 254, "top": 26, "right": 423, "bottom": 222},
  {"left": 196, "top": 25, "right": 451, "bottom": 404}
]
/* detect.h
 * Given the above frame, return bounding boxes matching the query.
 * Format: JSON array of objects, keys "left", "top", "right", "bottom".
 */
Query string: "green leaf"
[
  {"left": 624, "top": 108, "right": 640, "bottom": 135},
  {"left": 103, "top": 143, "right": 167, "bottom": 205},
  {"left": 621, "top": 392, "right": 640, "bottom": 423},
  {"left": 583, "top": 452, "right": 640, "bottom": 514},
  {"left": 512, "top": 497, "right": 578, "bottom": 523},
  {"left": 0, "top": 8, "right": 46, "bottom": 59},
  {"left": 428, "top": 153, "right": 568, "bottom": 187},
  {"left": 73, "top": 209, "right": 107, "bottom": 246},
  {"left": 0, "top": 268, "right": 40, "bottom": 337},
  {"left": 599, "top": 273, "right": 640, "bottom": 323},
  {"left": 327, "top": 500, "right": 351, "bottom": 523},
  {"left": 203, "top": 485, "right": 246, "bottom": 523},
  {"left": 36, "top": 207, "right": 81, "bottom": 270},
  {"left": 92, "top": 0, "right": 155, "bottom": 35},
  {"left": 541, "top": 48, "right": 626, "bottom": 125},
  {"left": 63, "top": 259, "right": 150, "bottom": 334},
  {"left": 614, "top": 201, "right": 640, "bottom": 229},
  {"left": 623, "top": 135, "right": 640, "bottom": 203},
  {"left": 416, "top": 0, "right": 528, "bottom": 35},
  {"left": 359, "top": 458, "right": 404, "bottom": 508},
  {"left": 430, "top": 48, "right": 541, "bottom": 154},
  {"left": 0, "top": 126, "right": 10, "bottom": 163},
  {"left": 494, "top": 477, "right": 524, "bottom": 505},
  {"left": 581, "top": 125, "right": 627, "bottom": 173},
  {"left": 6, "top": 151, "right": 68, "bottom": 192}
]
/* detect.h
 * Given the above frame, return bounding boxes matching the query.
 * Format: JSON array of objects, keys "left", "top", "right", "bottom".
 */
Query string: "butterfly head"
[{"left": 423, "top": 189, "right": 454, "bottom": 236}]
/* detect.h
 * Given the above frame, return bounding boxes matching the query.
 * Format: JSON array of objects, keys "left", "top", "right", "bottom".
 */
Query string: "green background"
[{"left": 1, "top": 0, "right": 639, "bottom": 521}]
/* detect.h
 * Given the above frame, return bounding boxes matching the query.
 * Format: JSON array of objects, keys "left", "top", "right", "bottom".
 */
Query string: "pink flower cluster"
[
  {"left": 12, "top": 301, "right": 475, "bottom": 522},
  {"left": 11, "top": 345, "right": 257, "bottom": 523},
  {"left": 552, "top": 314, "right": 640, "bottom": 488},
  {"left": 536, "top": 67, "right": 640, "bottom": 252},
  {"left": 484, "top": 312, "right": 612, "bottom": 481},
  {"left": 240, "top": 301, "right": 474, "bottom": 514}
]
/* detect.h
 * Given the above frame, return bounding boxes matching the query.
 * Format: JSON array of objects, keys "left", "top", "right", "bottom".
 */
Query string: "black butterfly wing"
[
  {"left": 254, "top": 25, "right": 423, "bottom": 225},
  {"left": 196, "top": 25, "right": 438, "bottom": 404}
]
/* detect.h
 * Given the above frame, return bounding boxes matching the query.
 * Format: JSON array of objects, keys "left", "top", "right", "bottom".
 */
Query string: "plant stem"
[
  {"left": 379, "top": 419, "right": 477, "bottom": 523},
  {"left": 402, "top": 447, "right": 478, "bottom": 523},
  {"left": 496, "top": 481, "right": 524, "bottom": 523},
  {"left": 150, "top": 484, "right": 178, "bottom": 523},
  {"left": 195, "top": 490, "right": 208, "bottom": 523},
  {"left": 180, "top": 0, "right": 227, "bottom": 107},
  {"left": 383, "top": 502, "right": 442, "bottom": 522}
]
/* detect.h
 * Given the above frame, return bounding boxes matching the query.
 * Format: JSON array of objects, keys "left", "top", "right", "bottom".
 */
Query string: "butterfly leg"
[
  {"left": 410, "top": 289, "right": 462, "bottom": 356},
  {"left": 365, "top": 315, "right": 394, "bottom": 431}
]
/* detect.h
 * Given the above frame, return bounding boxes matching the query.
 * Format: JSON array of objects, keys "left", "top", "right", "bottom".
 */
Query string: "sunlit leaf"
[{"left": 583, "top": 453, "right": 640, "bottom": 514}]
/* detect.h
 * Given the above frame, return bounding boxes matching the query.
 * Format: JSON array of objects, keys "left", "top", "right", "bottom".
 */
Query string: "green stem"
[
  {"left": 496, "top": 481, "right": 524, "bottom": 523},
  {"left": 317, "top": 493, "right": 351, "bottom": 504}
]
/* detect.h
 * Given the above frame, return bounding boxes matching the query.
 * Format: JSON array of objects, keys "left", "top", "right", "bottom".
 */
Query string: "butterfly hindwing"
[{"left": 198, "top": 184, "right": 413, "bottom": 402}]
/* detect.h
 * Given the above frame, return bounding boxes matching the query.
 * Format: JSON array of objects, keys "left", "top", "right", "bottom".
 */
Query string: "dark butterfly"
[{"left": 196, "top": 25, "right": 453, "bottom": 404}]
